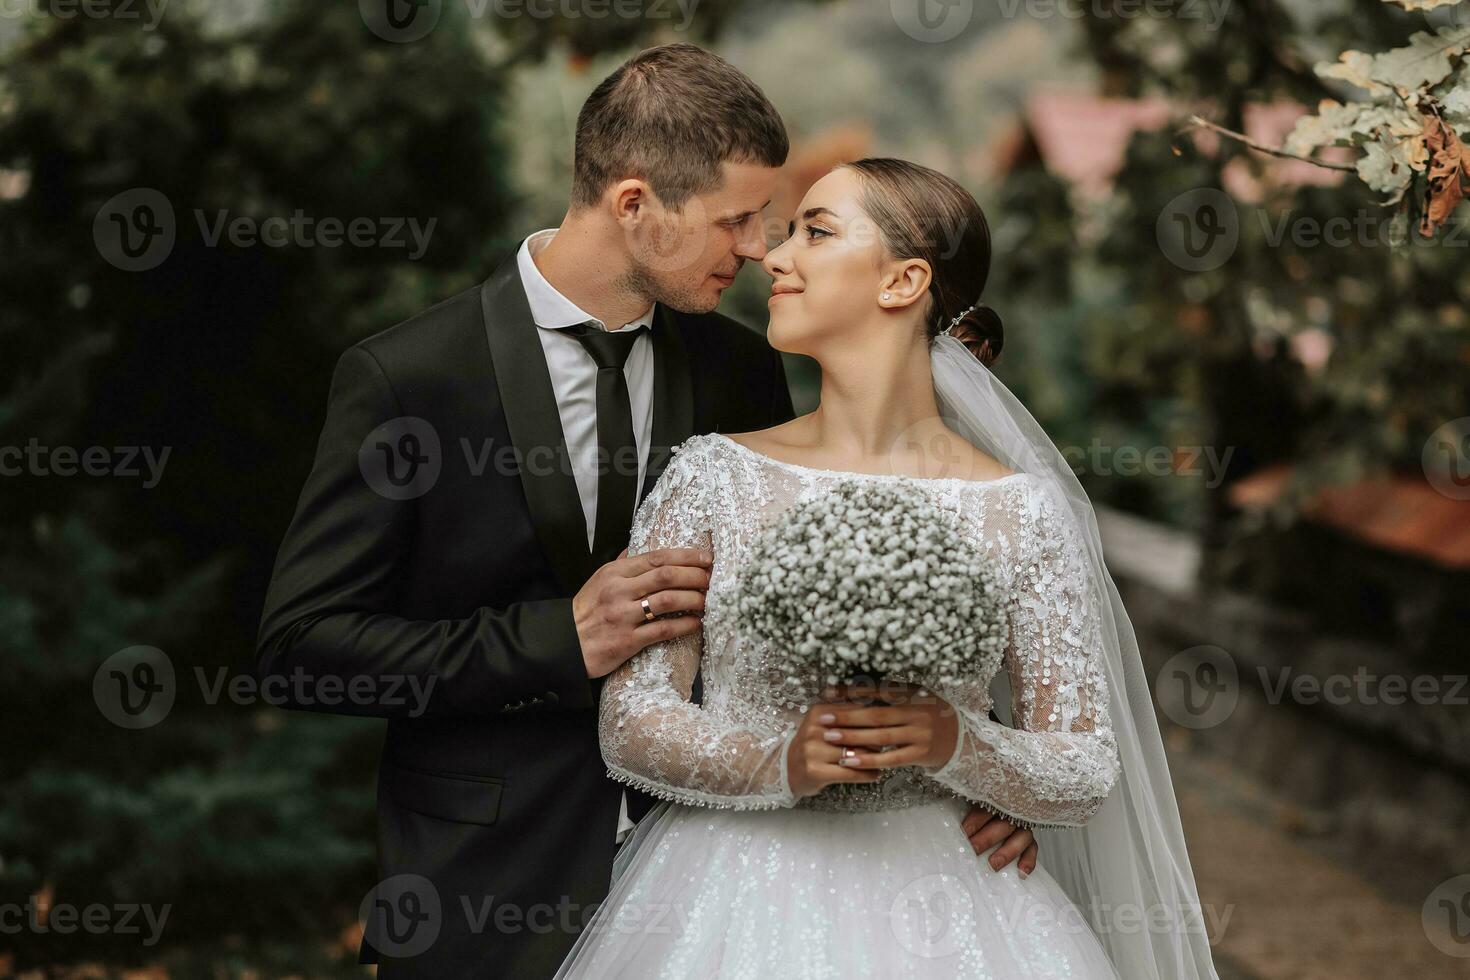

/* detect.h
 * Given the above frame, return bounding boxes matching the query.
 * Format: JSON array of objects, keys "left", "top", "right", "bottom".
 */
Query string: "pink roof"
[
  {"left": 1006, "top": 88, "right": 1347, "bottom": 199},
  {"left": 1022, "top": 88, "right": 1177, "bottom": 197}
]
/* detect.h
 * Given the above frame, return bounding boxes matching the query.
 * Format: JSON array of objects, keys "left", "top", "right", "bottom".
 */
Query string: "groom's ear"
[{"left": 609, "top": 178, "right": 660, "bottom": 225}]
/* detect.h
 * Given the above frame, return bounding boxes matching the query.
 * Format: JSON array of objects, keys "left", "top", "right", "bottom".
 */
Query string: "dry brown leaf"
[{"left": 1419, "top": 112, "right": 1468, "bottom": 235}]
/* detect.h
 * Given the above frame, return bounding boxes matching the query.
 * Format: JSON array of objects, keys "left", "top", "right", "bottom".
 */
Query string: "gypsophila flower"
[{"left": 736, "top": 479, "right": 1008, "bottom": 709}]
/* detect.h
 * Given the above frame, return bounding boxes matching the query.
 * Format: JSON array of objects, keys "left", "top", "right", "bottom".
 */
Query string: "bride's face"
[{"left": 761, "top": 168, "right": 894, "bottom": 358}]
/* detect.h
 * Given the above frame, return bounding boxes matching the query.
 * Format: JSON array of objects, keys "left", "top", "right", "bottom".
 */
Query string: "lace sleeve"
[
  {"left": 598, "top": 439, "right": 798, "bottom": 811},
  {"left": 918, "top": 482, "right": 1122, "bottom": 829}
]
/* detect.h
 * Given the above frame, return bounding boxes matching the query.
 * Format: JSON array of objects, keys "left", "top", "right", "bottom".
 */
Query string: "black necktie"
[{"left": 565, "top": 321, "right": 648, "bottom": 562}]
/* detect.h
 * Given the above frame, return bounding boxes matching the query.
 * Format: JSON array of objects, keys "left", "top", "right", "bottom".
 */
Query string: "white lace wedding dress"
[{"left": 554, "top": 432, "right": 1124, "bottom": 979}]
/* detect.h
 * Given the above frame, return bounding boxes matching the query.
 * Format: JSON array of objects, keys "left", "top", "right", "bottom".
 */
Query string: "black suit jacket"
[{"left": 256, "top": 247, "right": 795, "bottom": 977}]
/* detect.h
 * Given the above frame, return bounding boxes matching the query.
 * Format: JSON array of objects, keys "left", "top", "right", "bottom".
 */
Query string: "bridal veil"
[{"left": 930, "top": 333, "right": 1221, "bottom": 980}]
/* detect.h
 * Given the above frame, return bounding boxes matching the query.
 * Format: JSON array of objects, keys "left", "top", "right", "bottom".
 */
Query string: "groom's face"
[{"left": 622, "top": 160, "right": 777, "bottom": 314}]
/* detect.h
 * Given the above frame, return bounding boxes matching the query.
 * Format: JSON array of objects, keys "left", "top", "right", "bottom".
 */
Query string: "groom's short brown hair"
[{"left": 572, "top": 42, "right": 788, "bottom": 211}]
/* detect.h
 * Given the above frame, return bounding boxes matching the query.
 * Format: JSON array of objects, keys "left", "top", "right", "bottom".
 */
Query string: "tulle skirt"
[{"left": 554, "top": 796, "right": 1120, "bottom": 979}]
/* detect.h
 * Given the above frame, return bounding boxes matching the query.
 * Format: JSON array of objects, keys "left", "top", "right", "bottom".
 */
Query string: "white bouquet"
[{"left": 736, "top": 479, "right": 1008, "bottom": 709}]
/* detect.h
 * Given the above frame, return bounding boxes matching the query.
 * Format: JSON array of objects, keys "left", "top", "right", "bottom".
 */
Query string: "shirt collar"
[{"left": 517, "top": 228, "right": 656, "bottom": 334}]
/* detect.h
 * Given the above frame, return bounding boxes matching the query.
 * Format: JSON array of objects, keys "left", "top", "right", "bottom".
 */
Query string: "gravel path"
[{"left": 1171, "top": 751, "right": 1463, "bottom": 979}]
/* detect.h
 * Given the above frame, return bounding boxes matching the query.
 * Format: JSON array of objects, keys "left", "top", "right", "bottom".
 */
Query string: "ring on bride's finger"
[{"left": 641, "top": 597, "right": 655, "bottom": 622}]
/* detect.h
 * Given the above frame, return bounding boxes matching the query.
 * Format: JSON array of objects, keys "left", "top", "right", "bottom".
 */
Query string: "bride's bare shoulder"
[
  {"left": 896, "top": 426, "right": 1018, "bottom": 484},
  {"left": 719, "top": 420, "right": 804, "bottom": 456},
  {"left": 950, "top": 445, "right": 1018, "bottom": 484}
]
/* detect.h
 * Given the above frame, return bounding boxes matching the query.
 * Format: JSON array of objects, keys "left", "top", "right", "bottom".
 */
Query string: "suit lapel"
[
  {"left": 641, "top": 303, "right": 695, "bottom": 505},
  {"left": 480, "top": 250, "right": 595, "bottom": 594},
  {"left": 481, "top": 250, "right": 699, "bottom": 591}
]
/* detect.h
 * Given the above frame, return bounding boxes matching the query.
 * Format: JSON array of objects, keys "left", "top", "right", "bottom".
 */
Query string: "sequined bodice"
[{"left": 600, "top": 432, "right": 1120, "bottom": 829}]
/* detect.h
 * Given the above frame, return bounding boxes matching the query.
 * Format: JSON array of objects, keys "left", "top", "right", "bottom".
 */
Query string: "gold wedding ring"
[{"left": 641, "top": 597, "right": 655, "bottom": 622}]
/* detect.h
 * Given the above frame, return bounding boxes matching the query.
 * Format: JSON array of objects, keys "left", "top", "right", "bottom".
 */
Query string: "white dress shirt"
[{"left": 516, "top": 228, "right": 654, "bottom": 846}]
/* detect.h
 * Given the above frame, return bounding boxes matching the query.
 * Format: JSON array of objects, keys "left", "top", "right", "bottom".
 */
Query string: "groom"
[{"left": 258, "top": 42, "right": 1036, "bottom": 978}]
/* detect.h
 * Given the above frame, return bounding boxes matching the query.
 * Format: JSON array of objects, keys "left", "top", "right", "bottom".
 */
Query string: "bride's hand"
[
  {"left": 784, "top": 700, "right": 887, "bottom": 798},
  {"left": 814, "top": 681, "right": 961, "bottom": 770}
]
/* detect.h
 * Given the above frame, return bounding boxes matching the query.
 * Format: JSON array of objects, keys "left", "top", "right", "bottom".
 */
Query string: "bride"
[{"left": 554, "top": 159, "right": 1219, "bottom": 978}]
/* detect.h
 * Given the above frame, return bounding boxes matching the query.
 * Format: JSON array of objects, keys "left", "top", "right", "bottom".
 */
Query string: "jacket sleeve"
[
  {"left": 598, "top": 438, "right": 798, "bottom": 810},
  {"left": 918, "top": 482, "right": 1121, "bottom": 829},
  {"left": 255, "top": 345, "right": 592, "bottom": 719}
]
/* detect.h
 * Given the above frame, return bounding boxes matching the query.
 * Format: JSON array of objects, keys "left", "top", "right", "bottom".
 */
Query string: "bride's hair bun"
[{"left": 948, "top": 304, "right": 1004, "bottom": 369}]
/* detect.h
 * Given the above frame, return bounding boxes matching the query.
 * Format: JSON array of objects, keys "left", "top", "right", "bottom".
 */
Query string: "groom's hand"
[
  {"left": 961, "top": 805, "right": 1039, "bottom": 877},
  {"left": 575, "top": 547, "right": 714, "bottom": 679}
]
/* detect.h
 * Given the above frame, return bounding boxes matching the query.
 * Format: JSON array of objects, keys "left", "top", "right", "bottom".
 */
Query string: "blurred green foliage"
[
  {"left": 1, "top": 0, "right": 513, "bottom": 971},
  {"left": 994, "top": 0, "right": 1470, "bottom": 601},
  {"left": 0, "top": 0, "right": 825, "bottom": 971},
  {"left": 2, "top": 0, "right": 1466, "bottom": 971}
]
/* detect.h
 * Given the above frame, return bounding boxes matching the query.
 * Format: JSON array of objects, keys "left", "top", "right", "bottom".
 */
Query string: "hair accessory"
[{"left": 941, "top": 303, "right": 978, "bottom": 337}]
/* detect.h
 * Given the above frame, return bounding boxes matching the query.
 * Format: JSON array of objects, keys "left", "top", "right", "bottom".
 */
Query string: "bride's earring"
[{"left": 880, "top": 292, "right": 891, "bottom": 301}]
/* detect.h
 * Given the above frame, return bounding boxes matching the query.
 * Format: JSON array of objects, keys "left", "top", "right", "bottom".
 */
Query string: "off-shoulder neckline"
[{"left": 708, "top": 432, "right": 1034, "bottom": 489}]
